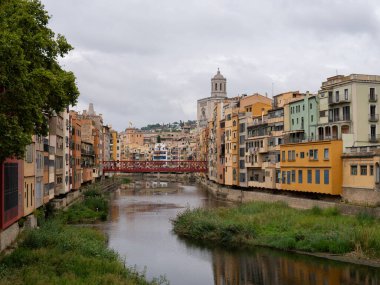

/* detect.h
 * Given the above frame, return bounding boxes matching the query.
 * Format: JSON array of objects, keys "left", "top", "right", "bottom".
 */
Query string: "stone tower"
[{"left": 211, "top": 68, "right": 227, "bottom": 98}]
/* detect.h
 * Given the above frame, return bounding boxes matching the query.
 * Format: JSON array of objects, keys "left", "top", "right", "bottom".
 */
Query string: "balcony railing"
[
  {"left": 369, "top": 134, "right": 380, "bottom": 143},
  {"left": 369, "top": 94, "right": 377, "bottom": 102},
  {"left": 328, "top": 97, "right": 350, "bottom": 104},
  {"left": 369, "top": 114, "right": 379, "bottom": 122}
]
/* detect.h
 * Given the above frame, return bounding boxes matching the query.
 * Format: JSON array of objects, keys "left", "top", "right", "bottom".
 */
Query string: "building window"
[
  {"left": 291, "top": 170, "right": 296, "bottom": 182},
  {"left": 300, "top": 152, "right": 305, "bottom": 158},
  {"left": 239, "top": 173, "right": 246, "bottom": 183},
  {"left": 287, "top": 171, "right": 291, "bottom": 184},
  {"left": 344, "top": 89, "right": 348, "bottom": 100},
  {"left": 25, "top": 144, "right": 34, "bottom": 163},
  {"left": 370, "top": 165, "right": 374, "bottom": 176},
  {"left": 324, "top": 148, "right": 329, "bottom": 160},
  {"left": 4, "top": 163, "right": 19, "bottom": 215},
  {"left": 282, "top": 151, "right": 286, "bottom": 162},
  {"left": 310, "top": 103, "right": 312, "bottom": 109},
  {"left": 311, "top": 115, "right": 313, "bottom": 122},
  {"left": 309, "top": 149, "right": 318, "bottom": 160},
  {"left": 307, "top": 170, "right": 312, "bottom": 183},
  {"left": 315, "top": 170, "right": 320, "bottom": 184},
  {"left": 324, "top": 170, "right": 329, "bottom": 184},
  {"left": 298, "top": 170, "right": 303, "bottom": 183},
  {"left": 276, "top": 170, "right": 281, "bottom": 183},
  {"left": 351, "top": 165, "right": 358, "bottom": 175},
  {"left": 343, "top": 106, "right": 350, "bottom": 121},
  {"left": 370, "top": 87, "right": 375, "bottom": 99},
  {"left": 335, "top": 90, "right": 339, "bottom": 102},
  {"left": 282, "top": 171, "right": 286, "bottom": 183},
  {"left": 360, "top": 165, "right": 367, "bottom": 176}
]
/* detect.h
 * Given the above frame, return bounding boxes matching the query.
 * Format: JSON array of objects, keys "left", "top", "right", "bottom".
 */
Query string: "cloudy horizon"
[{"left": 41, "top": 0, "right": 380, "bottom": 131}]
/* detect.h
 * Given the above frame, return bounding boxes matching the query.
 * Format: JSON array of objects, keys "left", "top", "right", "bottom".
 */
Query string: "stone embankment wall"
[{"left": 199, "top": 178, "right": 380, "bottom": 218}]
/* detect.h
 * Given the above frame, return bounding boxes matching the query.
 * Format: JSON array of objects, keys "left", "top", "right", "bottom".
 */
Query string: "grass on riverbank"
[
  {"left": 173, "top": 201, "right": 380, "bottom": 259},
  {"left": 61, "top": 187, "right": 109, "bottom": 224},
  {"left": 0, "top": 186, "right": 168, "bottom": 285}
]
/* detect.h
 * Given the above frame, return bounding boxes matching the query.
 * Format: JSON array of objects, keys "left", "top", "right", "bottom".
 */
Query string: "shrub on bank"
[{"left": 173, "top": 201, "right": 380, "bottom": 258}]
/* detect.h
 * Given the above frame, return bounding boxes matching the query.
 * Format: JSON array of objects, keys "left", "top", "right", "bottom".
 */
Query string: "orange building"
[{"left": 280, "top": 140, "right": 343, "bottom": 195}]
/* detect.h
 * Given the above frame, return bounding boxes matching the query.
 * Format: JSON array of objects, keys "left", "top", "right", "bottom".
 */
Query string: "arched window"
[
  {"left": 233, "top": 120, "right": 236, "bottom": 127},
  {"left": 220, "top": 83, "right": 222, "bottom": 90},
  {"left": 215, "top": 83, "right": 217, "bottom": 91}
]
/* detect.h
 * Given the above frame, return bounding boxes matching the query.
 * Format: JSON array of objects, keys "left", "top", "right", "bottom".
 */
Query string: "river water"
[{"left": 102, "top": 183, "right": 380, "bottom": 285}]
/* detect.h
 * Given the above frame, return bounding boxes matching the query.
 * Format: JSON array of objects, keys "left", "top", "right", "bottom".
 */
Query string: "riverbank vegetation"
[
  {"left": 0, "top": 186, "right": 168, "bottom": 285},
  {"left": 173, "top": 201, "right": 380, "bottom": 259}
]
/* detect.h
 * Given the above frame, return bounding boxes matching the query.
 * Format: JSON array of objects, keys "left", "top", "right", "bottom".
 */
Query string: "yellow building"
[
  {"left": 224, "top": 104, "right": 239, "bottom": 186},
  {"left": 341, "top": 147, "right": 380, "bottom": 205},
  {"left": 280, "top": 140, "right": 343, "bottom": 195},
  {"left": 110, "top": 130, "right": 120, "bottom": 161},
  {"left": 239, "top": 93, "right": 272, "bottom": 114},
  {"left": 23, "top": 139, "right": 36, "bottom": 216}
]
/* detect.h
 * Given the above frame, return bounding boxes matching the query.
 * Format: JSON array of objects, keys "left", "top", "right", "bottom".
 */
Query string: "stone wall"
[
  {"left": 0, "top": 222, "right": 20, "bottom": 252},
  {"left": 342, "top": 187, "right": 380, "bottom": 207},
  {"left": 199, "top": 178, "right": 380, "bottom": 218}
]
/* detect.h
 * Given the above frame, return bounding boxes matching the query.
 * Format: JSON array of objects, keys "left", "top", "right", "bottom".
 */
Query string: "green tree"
[
  {"left": 157, "top": 135, "right": 161, "bottom": 143},
  {"left": 0, "top": 0, "right": 79, "bottom": 163}
]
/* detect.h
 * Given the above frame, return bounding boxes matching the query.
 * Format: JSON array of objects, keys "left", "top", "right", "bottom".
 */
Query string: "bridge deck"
[{"left": 102, "top": 160, "right": 207, "bottom": 173}]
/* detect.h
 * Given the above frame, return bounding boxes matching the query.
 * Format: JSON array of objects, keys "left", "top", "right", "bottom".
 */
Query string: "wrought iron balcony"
[
  {"left": 369, "top": 94, "right": 377, "bottom": 102},
  {"left": 369, "top": 114, "right": 379, "bottom": 122}
]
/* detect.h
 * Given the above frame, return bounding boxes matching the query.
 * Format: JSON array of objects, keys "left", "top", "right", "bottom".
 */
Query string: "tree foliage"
[{"left": 0, "top": 0, "right": 79, "bottom": 162}]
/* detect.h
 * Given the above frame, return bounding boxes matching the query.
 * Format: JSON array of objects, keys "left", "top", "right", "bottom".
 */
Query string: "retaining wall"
[{"left": 199, "top": 178, "right": 380, "bottom": 218}]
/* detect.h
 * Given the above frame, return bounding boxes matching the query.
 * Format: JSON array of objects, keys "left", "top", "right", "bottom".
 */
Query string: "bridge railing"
[{"left": 102, "top": 160, "right": 208, "bottom": 173}]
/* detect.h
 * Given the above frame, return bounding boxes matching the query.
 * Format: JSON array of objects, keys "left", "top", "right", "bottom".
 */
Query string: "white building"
[{"left": 153, "top": 143, "right": 168, "bottom": 161}]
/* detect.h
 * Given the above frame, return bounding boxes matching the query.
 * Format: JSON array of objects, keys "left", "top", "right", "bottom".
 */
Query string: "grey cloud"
[{"left": 43, "top": 0, "right": 380, "bottom": 130}]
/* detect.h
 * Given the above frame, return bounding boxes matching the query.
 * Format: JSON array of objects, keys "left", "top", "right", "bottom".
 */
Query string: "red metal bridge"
[{"left": 102, "top": 160, "right": 208, "bottom": 173}]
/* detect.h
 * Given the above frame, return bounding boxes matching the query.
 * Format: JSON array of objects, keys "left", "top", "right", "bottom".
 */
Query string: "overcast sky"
[{"left": 41, "top": 0, "right": 380, "bottom": 131}]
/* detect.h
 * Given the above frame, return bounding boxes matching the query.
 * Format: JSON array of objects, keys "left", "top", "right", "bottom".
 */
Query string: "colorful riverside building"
[
  {"left": 197, "top": 72, "right": 380, "bottom": 205},
  {"left": 317, "top": 74, "right": 380, "bottom": 146},
  {"left": 279, "top": 140, "right": 343, "bottom": 195},
  {"left": 69, "top": 111, "right": 82, "bottom": 191},
  {"left": 110, "top": 130, "right": 120, "bottom": 161},
  {"left": 223, "top": 94, "right": 273, "bottom": 187}
]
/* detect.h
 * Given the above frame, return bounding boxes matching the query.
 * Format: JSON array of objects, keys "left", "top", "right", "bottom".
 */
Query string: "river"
[{"left": 101, "top": 182, "right": 380, "bottom": 285}]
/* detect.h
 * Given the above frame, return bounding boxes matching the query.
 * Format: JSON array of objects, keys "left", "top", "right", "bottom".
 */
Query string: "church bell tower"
[{"left": 211, "top": 68, "right": 227, "bottom": 98}]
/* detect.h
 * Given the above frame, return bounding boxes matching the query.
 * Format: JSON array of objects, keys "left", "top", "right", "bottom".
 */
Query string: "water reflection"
[
  {"left": 209, "top": 248, "right": 380, "bottom": 285},
  {"left": 103, "top": 182, "right": 380, "bottom": 285}
]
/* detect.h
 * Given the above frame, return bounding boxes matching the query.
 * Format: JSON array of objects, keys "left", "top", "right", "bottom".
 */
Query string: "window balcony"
[
  {"left": 369, "top": 114, "right": 379, "bottom": 122},
  {"left": 369, "top": 94, "right": 377, "bottom": 102},
  {"left": 328, "top": 97, "right": 350, "bottom": 105},
  {"left": 369, "top": 134, "right": 380, "bottom": 143}
]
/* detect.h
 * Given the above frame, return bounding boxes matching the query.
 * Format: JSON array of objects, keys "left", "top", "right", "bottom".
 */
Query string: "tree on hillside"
[{"left": 0, "top": 0, "right": 79, "bottom": 163}]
